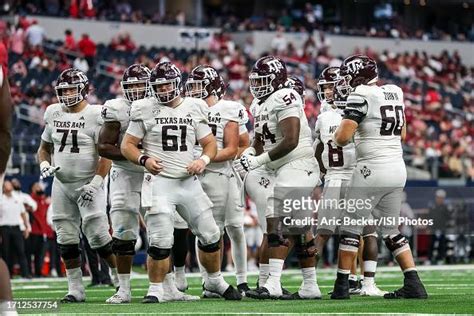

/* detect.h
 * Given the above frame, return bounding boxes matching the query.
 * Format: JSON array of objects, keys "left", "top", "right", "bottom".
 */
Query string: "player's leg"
[
  {"left": 51, "top": 180, "right": 86, "bottom": 303},
  {"left": 254, "top": 158, "right": 320, "bottom": 299},
  {"left": 106, "top": 169, "right": 142, "bottom": 303},
  {"left": 331, "top": 183, "right": 376, "bottom": 300},
  {"left": 78, "top": 180, "right": 118, "bottom": 290},
  {"left": 360, "top": 225, "right": 387, "bottom": 296},
  {"left": 225, "top": 175, "right": 248, "bottom": 294},
  {"left": 0, "top": 258, "right": 15, "bottom": 314},
  {"left": 377, "top": 188, "right": 427, "bottom": 299},
  {"left": 178, "top": 177, "right": 241, "bottom": 300},
  {"left": 172, "top": 223, "right": 189, "bottom": 292},
  {"left": 244, "top": 168, "right": 272, "bottom": 289}
]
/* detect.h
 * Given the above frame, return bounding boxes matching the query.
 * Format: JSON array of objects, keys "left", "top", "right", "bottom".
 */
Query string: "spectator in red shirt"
[
  {"left": 63, "top": 29, "right": 76, "bottom": 51},
  {"left": 81, "top": 0, "right": 97, "bottom": 18},
  {"left": 69, "top": 0, "right": 79, "bottom": 18},
  {"left": 27, "top": 182, "right": 50, "bottom": 277},
  {"left": 77, "top": 33, "right": 96, "bottom": 67}
]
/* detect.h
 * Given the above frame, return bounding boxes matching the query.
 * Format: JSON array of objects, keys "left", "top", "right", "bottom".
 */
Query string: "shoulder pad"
[
  {"left": 102, "top": 98, "right": 128, "bottom": 122},
  {"left": 43, "top": 103, "right": 61, "bottom": 122},
  {"left": 269, "top": 88, "right": 303, "bottom": 112},
  {"left": 186, "top": 97, "right": 209, "bottom": 123},
  {"left": 130, "top": 97, "right": 156, "bottom": 121}
]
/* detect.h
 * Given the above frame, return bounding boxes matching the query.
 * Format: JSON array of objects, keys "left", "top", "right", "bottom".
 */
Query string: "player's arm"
[
  {"left": 121, "top": 132, "right": 162, "bottom": 175},
  {"left": 334, "top": 119, "right": 358, "bottom": 146},
  {"left": 94, "top": 157, "right": 112, "bottom": 178},
  {"left": 268, "top": 116, "right": 299, "bottom": 160},
  {"left": 236, "top": 132, "right": 250, "bottom": 157},
  {"left": 401, "top": 118, "right": 407, "bottom": 142},
  {"left": 213, "top": 121, "right": 238, "bottom": 162},
  {"left": 315, "top": 141, "right": 326, "bottom": 175},
  {"left": 98, "top": 121, "right": 127, "bottom": 160},
  {"left": 334, "top": 94, "right": 367, "bottom": 146},
  {"left": 187, "top": 124, "right": 217, "bottom": 175},
  {"left": 37, "top": 140, "right": 61, "bottom": 179}
]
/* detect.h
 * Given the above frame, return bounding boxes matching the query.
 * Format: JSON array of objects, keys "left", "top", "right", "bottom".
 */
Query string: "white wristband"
[
  {"left": 90, "top": 175, "right": 104, "bottom": 187},
  {"left": 255, "top": 152, "right": 271, "bottom": 165},
  {"left": 40, "top": 161, "right": 51, "bottom": 170},
  {"left": 200, "top": 155, "right": 211, "bottom": 166}
]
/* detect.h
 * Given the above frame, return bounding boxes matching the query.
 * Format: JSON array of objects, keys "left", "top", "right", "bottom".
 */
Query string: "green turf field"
[{"left": 10, "top": 265, "right": 474, "bottom": 314}]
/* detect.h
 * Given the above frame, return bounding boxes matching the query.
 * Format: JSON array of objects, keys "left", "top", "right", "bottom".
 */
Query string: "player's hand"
[
  {"left": 76, "top": 175, "right": 103, "bottom": 208},
  {"left": 187, "top": 159, "right": 207, "bottom": 175},
  {"left": 240, "top": 151, "right": 271, "bottom": 172},
  {"left": 40, "top": 161, "right": 60, "bottom": 179},
  {"left": 144, "top": 157, "right": 163, "bottom": 175}
]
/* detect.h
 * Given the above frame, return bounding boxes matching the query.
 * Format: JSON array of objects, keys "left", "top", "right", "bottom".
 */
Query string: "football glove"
[
  {"left": 40, "top": 161, "right": 60, "bottom": 179},
  {"left": 76, "top": 175, "right": 103, "bottom": 208},
  {"left": 240, "top": 152, "right": 271, "bottom": 172}
]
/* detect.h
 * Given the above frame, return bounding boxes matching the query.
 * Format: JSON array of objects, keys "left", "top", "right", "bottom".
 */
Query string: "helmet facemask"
[
  {"left": 185, "top": 78, "right": 209, "bottom": 99},
  {"left": 151, "top": 78, "right": 181, "bottom": 103},
  {"left": 121, "top": 80, "right": 150, "bottom": 103},
  {"left": 55, "top": 84, "right": 86, "bottom": 107},
  {"left": 249, "top": 72, "right": 276, "bottom": 99}
]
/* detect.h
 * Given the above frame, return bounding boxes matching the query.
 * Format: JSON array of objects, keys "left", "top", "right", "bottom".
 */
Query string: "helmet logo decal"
[
  {"left": 267, "top": 60, "right": 284, "bottom": 73},
  {"left": 203, "top": 67, "right": 218, "bottom": 80},
  {"left": 346, "top": 59, "right": 363, "bottom": 74}
]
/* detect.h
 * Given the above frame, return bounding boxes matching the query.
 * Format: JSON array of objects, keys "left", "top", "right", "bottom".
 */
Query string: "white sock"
[
  {"left": 147, "top": 282, "right": 163, "bottom": 298},
  {"left": 266, "top": 259, "right": 284, "bottom": 285},
  {"left": 364, "top": 260, "right": 377, "bottom": 274},
  {"left": 118, "top": 273, "right": 131, "bottom": 294},
  {"left": 259, "top": 263, "right": 269, "bottom": 287},
  {"left": 349, "top": 274, "right": 358, "bottom": 282},
  {"left": 66, "top": 267, "right": 84, "bottom": 294},
  {"left": 226, "top": 225, "right": 247, "bottom": 285},
  {"left": 110, "top": 267, "right": 119, "bottom": 287},
  {"left": 207, "top": 272, "right": 229, "bottom": 294},
  {"left": 301, "top": 267, "right": 317, "bottom": 287}
]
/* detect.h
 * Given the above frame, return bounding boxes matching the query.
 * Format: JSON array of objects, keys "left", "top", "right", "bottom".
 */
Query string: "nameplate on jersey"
[
  {"left": 155, "top": 117, "right": 193, "bottom": 125},
  {"left": 53, "top": 120, "right": 85, "bottom": 129}
]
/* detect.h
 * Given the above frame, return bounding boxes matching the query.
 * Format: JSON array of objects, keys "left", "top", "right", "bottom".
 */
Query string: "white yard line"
[{"left": 11, "top": 264, "right": 474, "bottom": 284}]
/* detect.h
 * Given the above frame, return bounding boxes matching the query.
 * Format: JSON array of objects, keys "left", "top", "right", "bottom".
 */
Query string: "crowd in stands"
[
  {"left": 7, "top": 0, "right": 474, "bottom": 42},
  {"left": 3, "top": 17, "right": 472, "bottom": 180}
]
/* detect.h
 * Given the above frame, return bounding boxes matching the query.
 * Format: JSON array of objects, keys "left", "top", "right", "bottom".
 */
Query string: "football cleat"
[
  {"left": 360, "top": 281, "right": 387, "bottom": 297},
  {"left": 246, "top": 287, "right": 272, "bottom": 300},
  {"left": 142, "top": 295, "right": 160, "bottom": 304},
  {"left": 106, "top": 292, "right": 131, "bottom": 304},
  {"left": 384, "top": 273, "right": 428, "bottom": 299},
  {"left": 60, "top": 292, "right": 85, "bottom": 303},
  {"left": 330, "top": 279, "right": 350, "bottom": 300},
  {"left": 221, "top": 285, "right": 243, "bottom": 301},
  {"left": 175, "top": 272, "right": 188, "bottom": 292},
  {"left": 349, "top": 279, "right": 361, "bottom": 295},
  {"left": 237, "top": 283, "right": 251, "bottom": 296},
  {"left": 163, "top": 291, "right": 200, "bottom": 302}
]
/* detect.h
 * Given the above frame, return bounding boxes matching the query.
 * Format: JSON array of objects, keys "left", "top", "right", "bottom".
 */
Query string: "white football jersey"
[
  {"left": 251, "top": 88, "right": 313, "bottom": 169},
  {"left": 194, "top": 99, "right": 242, "bottom": 176},
  {"left": 345, "top": 84, "right": 405, "bottom": 164},
  {"left": 238, "top": 103, "right": 249, "bottom": 135},
  {"left": 314, "top": 107, "right": 356, "bottom": 181},
  {"left": 102, "top": 98, "right": 144, "bottom": 173},
  {"left": 126, "top": 97, "right": 212, "bottom": 179},
  {"left": 41, "top": 103, "right": 102, "bottom": 183}
]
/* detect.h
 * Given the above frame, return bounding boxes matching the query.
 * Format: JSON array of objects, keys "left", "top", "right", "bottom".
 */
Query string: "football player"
[
  {"left": 313, "top": 66, "right": 386, "bottom": 296},
  {"left": 241, "top": 56, "right": 321, "bottom": 299},
  {"left": 121, "top": 61, "right": 241, "bottom": 303},
  {"left": 234, "top": 75, "right": 306, "bottom": 296},
  {"left": 98, "top": 64, "right": 150, "bottom": 303},
  {"left": 331, "top": 55, "right": 427, "bottom": 299},
  {"left": 37, "top": 68, "right": 118, "bottom": 303},
  {"left": 185, "top": 65, "right": 250, "bottom": 296},
  {"left": 0, "top": 58, "right": 17, "bottom": 316}
]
